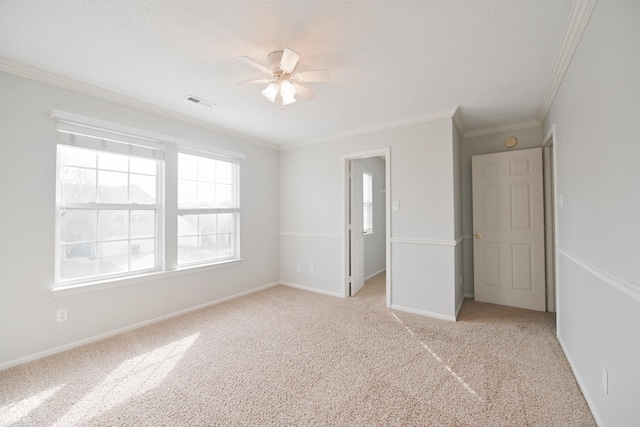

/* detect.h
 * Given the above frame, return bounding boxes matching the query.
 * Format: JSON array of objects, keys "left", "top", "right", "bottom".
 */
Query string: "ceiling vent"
[{"left": 185, "top": 94, "right": 214, "bottom": 108}]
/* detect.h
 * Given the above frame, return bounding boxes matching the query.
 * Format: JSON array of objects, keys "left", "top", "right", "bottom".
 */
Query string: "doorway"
[
  {"left": 342, "top": 148, "right": 391, "bottom": 307},
  {"left": 472, "top": 147, "right": 546, "bottom": 311},
  {"left": 470, "top": 134, "right": 558, "bottom": 313}
]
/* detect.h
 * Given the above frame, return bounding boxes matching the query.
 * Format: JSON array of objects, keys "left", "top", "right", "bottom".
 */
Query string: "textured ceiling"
[{"left": 0, "top": 0, "right": 575, "bottom": 146}]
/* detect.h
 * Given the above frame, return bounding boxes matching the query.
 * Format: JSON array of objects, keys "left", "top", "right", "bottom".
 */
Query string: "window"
[
  {"left": 54, "top": 112, "right": 242, "bottom": 288},
  {"left": 363, "top": 171, "right": 373, "bottom": 235},
  {"left": 177, "top": 151, "right": 239, "bottom": 266},
  {"left": 56, "top": 132, "right": 162, "bottom": 283}
]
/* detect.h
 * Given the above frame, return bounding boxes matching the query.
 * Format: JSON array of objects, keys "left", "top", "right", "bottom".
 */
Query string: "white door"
[
  {"left": 472, "top": 148, "right": 546, "bottom": 311},
  {"left": 350, "top": 161, "right": 365, "bottom": 296}
]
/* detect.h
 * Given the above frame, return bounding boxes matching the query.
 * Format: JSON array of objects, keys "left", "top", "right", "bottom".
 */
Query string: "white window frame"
[
  {"left": 176, "top": 148, "right": 241, "bottom": 267},
  {"left": 52, "top": 110, "right": 244, "bottom": 290},
  {"left": 55, "top": 124, "right": 164, "bottom": 286},
  {"left": 363, "top": 170, "right": 373, "bottom": 235}
]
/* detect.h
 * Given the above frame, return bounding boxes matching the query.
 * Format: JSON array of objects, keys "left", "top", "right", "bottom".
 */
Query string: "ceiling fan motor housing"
[{"left": 267, "top": 50, "right": 285, "bottom": 75}]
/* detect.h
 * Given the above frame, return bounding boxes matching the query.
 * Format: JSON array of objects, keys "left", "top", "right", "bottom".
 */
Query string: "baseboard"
[
  {"left": 364, "top": 268, "right": 386, "bottom": 281},
  {"left": 464, "top": 293, "right": 474, "bottom": 299},
  {"left": 0, "top": 281, "right": 280, "bottom": 372},
  {"left": 280, "top": 281, "right": 344, "bottom": 298},
  {"left": 390, "top": 304, "right": 457, "bottom": 322},
  {"left": 557, "top": 335, "right": 603, "bottom": 427}
]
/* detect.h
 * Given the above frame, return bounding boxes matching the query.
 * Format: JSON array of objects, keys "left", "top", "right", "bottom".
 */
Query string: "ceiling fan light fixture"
[
  {"left": 261, "top": 82, "right": 279, "bottom": 102},
  {"left": 280, "top": 80, "right": 296, "bottom": 105},
  {"left": 239, "top": 48, "right": 327, "bottom": 107}
]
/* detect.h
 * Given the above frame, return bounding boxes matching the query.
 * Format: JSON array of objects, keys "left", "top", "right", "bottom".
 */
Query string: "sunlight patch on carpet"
[
  {"left": 51, "top": 332, "right": 199, "bottom": 426},
  {"left": 0, "top": 384, "right": 64, "bottom": 425},
  {"left": 391, "top": 313, "right": 483, "bottom": 402}
]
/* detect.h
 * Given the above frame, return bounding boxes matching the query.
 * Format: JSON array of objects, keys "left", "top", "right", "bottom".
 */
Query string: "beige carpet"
[{"left": 0, "top": 273, "right": 594, "bottom": 426}]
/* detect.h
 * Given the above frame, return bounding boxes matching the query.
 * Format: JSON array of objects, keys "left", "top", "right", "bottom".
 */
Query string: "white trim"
[
  {"left": 342, "top": 147, "right": 392, "bottom": 308},
  {"left": 279, "top": 232, "right": 341, "bottom": 240},
  {"left": 341, "top": 148, "right": 392, "bottom": 161},
  {"left": 463, "top": 119, "right": 541, "bottom": 139},
  {"left": 52, "top": 259, "right": 243, "bottom": 297},
  {"left": 279, "top": 281, "right": 344, "bottom": 298},
  {"left": 455, "top": 235, "right": 464, "bottom": 245},
  {"left": 464, "top": 293, "right": 474, "bottom": 299},
  {"left": 557, "top": 247, "right": 640, "bottom": 302},
  {"left": 0, "top": 58, "right": 278, "bottom": 151},
  {"left": 53, "top": 109, "right": 169, "bottom": 146},
  {"left": 542, "top": 132, "right": 557, "bottom": 313},
  {"left": 452, "top": 106, "right": 466, "bottom": 137},
  {"left": 391, "top": 304, "right": 457, "bottom": 322},
  {"left": 542, "top": 124, "right": 556, "bottom": 147},
  {"left": 281, "top": 107, "right": 459, "bottom": 151},
  {"left": 463, "top": 234, "right": 474, "bottom": 240},
  {"left": 2, "top": 281, "right": 279, "bottom": 371},
  {"left": 535, "top": 0, "right": 597, "bottom": 124},
  {"left": 390, "top": 237, "right": 457, "bottom": 247},
  {"left": 364, "top": 268, "right": 386, "bottom": 281},
  {"left": 557, "top": 336, "right": 604, "bottom": 427},
  {"left": 52, "top": 108, "right": 247, "bottom": 160}
]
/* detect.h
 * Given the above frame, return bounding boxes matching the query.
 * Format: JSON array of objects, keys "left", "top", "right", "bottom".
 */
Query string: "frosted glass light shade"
[
  {"left": 261, "top": 82, "right": 279, "bottom": 102},
  {"left": 280, "top": 80, "right": 296, "bottom": 105}
]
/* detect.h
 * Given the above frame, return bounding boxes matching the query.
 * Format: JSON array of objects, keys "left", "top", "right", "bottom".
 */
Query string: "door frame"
[
  {"left": 349, "top": 160, "right": 365, "bottom": 296},
  {"left": 341, "top": 148, "right": 391, "bottom": 307},
  {"left": 542, "top": 125, "right": 558, "bottom": 312}
]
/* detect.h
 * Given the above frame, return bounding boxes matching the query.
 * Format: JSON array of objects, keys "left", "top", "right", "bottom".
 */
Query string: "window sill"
[{"left": 51, "top": 258, "right": 243, "bottom": 298}]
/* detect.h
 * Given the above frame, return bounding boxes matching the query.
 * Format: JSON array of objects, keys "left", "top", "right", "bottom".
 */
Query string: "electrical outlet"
[
  {"left": 602, "top": 366, "right": 608, "bottom": 394},
  {"left": 57, "top": 308, "right": 68, "bottom": 323},
  {"left": 309, "top": 265, "right": 314, "bottom": 274},
  {"left": 296, "top": 264, "right": 301, "bottom": 273}
]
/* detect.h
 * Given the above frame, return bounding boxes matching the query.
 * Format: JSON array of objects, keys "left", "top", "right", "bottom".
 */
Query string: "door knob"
[{"left": 475, "top": 232, "right": 482, "bottom": 239}]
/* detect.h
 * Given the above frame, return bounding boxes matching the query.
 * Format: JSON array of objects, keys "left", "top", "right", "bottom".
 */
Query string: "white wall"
[
  {"left": 280, "top": 118, "right": 460, "bottom": 319},
  {"left": 354, "top": 157, "right": 386, "bottom": 279},
  {"left": 0, "top": 71, "right": 280, "bottom": 368},
  {"left": 542, "top": 0, "right": 640, "bottom": 424},
  {"left": 460, "top": 127, "right": 543, "bottom": 297}
]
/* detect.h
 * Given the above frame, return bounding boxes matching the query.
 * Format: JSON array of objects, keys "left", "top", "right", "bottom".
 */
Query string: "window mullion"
[
  {"left": 164, "top": 143, "right": 179, "bottom": 271},
  {"left": 60, "top": 202, "right": 159, "bottom": 210}
]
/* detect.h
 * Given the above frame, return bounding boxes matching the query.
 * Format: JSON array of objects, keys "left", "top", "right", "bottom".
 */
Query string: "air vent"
[{"left": 185, "top": 94, "right": 214, "bottom": 108}]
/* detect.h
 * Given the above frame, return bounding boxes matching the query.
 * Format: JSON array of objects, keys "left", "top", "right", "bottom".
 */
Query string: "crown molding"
[
  {"left": 535, "top": 0, "right": 597, "bottom": 124},
  {"left": 0, "top": 57, "right": 280, "bottom": 151},
  {"left": 280, "top": 106, "right": 460, "bottom": 151},
  {"left": 463, "top": 119, "right": 541, "bottom": 139}
]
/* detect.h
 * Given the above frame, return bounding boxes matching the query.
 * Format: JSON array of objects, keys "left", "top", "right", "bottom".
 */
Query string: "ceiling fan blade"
[
  {"left": 238, "top": 56, "right": 271, "bottom": 74},
  {"left": 293, "top": 83, "right": 316, "bottom": 101},
  {"left": 237, "top": 78, "right": 272, "bottom": 85},
  {"left": 280, "top": 48, "right": 300, "bottom": 73},
  {"left": 294, "top": 70, "right": 330, "bottom": 83}
]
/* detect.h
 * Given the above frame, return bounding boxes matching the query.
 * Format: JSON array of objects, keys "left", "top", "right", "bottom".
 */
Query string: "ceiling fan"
[{"left": 238, "top": 48, "right": 329, "bottom": 108}]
